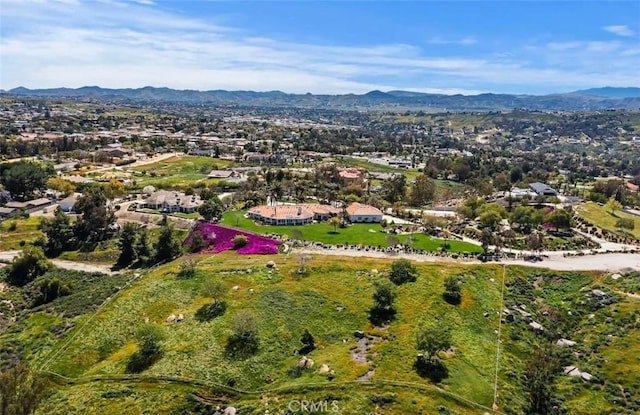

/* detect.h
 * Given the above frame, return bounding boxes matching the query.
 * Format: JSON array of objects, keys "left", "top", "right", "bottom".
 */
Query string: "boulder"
[
  {"left": 610, "top": 273, "right": 622, "bottom": 280},
  {"left": 318, "top": 364, "right": 330, "bottom": 374},
  {"left": 580, "top": 372, "right": 595, "bottom": 382},
  {"left": 592, "top": 289, "right": 607, "bottom": 299},
  {"left": 298, "top": 356, "right": 314, "bottom": 369},
  {"left": 354, "top": 330, "right": 365, "bottom": 339},
  {"left": 266, "top": 260, "right": 276, "bottom": 268},
  {"left": 563, "top": 365, "right": 581, "bottom": 377},
  {"left": 556, "top": 338, "right": 577, "bottom": 347},
  {"left": 529, "top": 321, "right": 544, "bottom": 333},
  {"left": 232, "top": 285, "right": 240, "bottom": 292},
  {"left": 166, "top": 314, "right": 176, "bottom": 323},
  {"left": 176, "top": 314, "right": 184, "bottom": 322},
  {"left": 224, "top": 407, "right": 237, "bottom": 415}
]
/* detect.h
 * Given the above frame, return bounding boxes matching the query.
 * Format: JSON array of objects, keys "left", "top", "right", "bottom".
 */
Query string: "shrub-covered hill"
[{"left": 3, "top": 254, "right": 639, "bottom": 414}]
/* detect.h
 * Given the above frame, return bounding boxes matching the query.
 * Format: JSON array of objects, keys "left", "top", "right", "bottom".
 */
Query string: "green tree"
[
  {"left": 524, "top": 348, "right": 560, "bottom": 415},
  {"left": 154, "top": 223, "right": 182, "bottom": 263},
  {"left": 370, "top": 278, "right": 397, "bottom": 325},
  {"left": 46, "top": 177, "right": 75, "bottom": 197},
  {"left": 39, "top": 207, "right": 74, "bottom": 256},
  {"left": 477, "top": 203, "right": 507, "bottom": 230},
  {"left": 117, "top": 222, "right": 140, "bottom": 266},
  {"left": 73, "top": 186, "right": 116, "bottom": 242},
  {"left": 480, "top": 228, "right": 494, "bottom": 254},
  {"left": 416, "top": 320, "right": 452, "bottom": 363},
  {"left": 409, "top": 174, "right": 436, "bottom": 207},
  {"left": 33, "top": 277, "right": 72, "bottom": 306},
  {"left": 7, "top": 246, "right": 51, "bottom": 286},
  {"left": 195, "top": 279, "right": 228, "bottom": 322},
  {"left": 226, "top": 310, "right": 259, "bottom": 358},
  {"left": 126, "top": 324, "right": 165, "bottom": 373},
  {"left": 443, "top": 276, "right": 462, "bottom": 305},
  {"left": 0, "top": 160, "right": 53, "bottom": 200},
  {"left": 177, "top": 258, "right": 198, "bottom": 279},
  {"left": 544, "top": 208, "right": 574, "bottom": 231},
  {"left": 604, "top": 197, "right": 622, "bottom": 215},
  {"left": 382, "top": 174, "right": 407, "bottom": 203},
  {"left": 188, "top": 231, "right": 206, "bottom": 253},
  {"left": 510, "top": 206, "right": 536, "bottom": 233},
  {"left": 456, "top": 197, "right": 486, "bottom": 219},
  {"left": 328, "top": 216, "right": 341, "bottom": 233},
  {"left": 134, "top": 227, "right": 153, "bottom": 266},
  {"left": 616, "top": 217, "right": 635, "bottom": 232},
  {"left": 0, "top": 363, "right": 47, "bottom": 415},
  {"left": 389, "top": 258, "right": 418, "bottom": 285},
  {"left": 198, "top": 197, "right": 223, "bottom": 221},
  {"left": 493, "top": 172, "right": 511, "bottom": 192}
]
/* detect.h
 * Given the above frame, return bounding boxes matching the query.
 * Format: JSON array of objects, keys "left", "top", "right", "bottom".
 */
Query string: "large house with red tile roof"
[
  {"left": 247, "top": 203, "right": 340, "bottom": 225},
  {"left": 345, "top": 202, "right": 383, "bottom": 223}
]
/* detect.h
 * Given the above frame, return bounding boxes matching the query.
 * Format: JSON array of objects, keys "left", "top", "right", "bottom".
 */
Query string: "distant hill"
[
  {"left": 4, "top": 86, "right": 640, "bottom": 111},
  {"left": 573, "top": 87, "right": 640, "bottom": 98}
]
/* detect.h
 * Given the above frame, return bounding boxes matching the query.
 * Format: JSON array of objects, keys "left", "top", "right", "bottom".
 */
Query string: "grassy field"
[
  {"left": 43, "top": 255, "right": 503, "bottom": 413},
  {"left": 125, "top": 155, "right": 233, "bottom": 190},
  {"left": 575, "top": 202, "right": 640, "bottom": 240},
  {"left": 0, "top": 216, "right": 44, "bottom": 250},
  {"left": 27, "top": 254, "right": 640, "bottom": 414},
  {"left": 221, "top": 210, "right": 483, "bottom": 253}
]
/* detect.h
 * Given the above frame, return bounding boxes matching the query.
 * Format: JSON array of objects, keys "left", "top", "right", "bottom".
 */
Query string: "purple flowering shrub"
[{"left": 184, "top": 222, "right": 281, "bottom": 255}]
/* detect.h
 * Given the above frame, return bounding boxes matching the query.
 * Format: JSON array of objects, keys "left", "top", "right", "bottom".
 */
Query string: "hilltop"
[{"left": 4, "top": 86, "right": 640, "bottom": 111}]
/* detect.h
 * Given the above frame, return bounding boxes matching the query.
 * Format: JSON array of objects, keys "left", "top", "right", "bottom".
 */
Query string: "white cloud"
[
  {"left": 603, "top": 25, "right": 634, "bottom": 37},
  {"left": 427, "top": 36, "right": 477, "bottom": 45},
  {"left": 0, "top": 0, "right": 638, "bottom": 94}
]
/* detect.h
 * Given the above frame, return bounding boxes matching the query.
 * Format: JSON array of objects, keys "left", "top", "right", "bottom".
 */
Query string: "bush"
[
  {"left": 389, "top": 258, "right": 418, "bottom": 285},
  {"left": 232, "top": 234, "right": 249, "bottom": 249},
  {"left": 7, "top": 246, "right": 51, "bottom": 286},
  {"left": 177, "top": 258, "right": 198, "bottom": 279},
  {"left": 33, "top": 277, "right": 72, "bottom": 306},
  {"left": 7, "top": 221, "right": 17, "bottom": 231},
  {"left": 126, "top": 324, "right": 165, "bottom": 373},
  {"left": 443, "top": 276, "right": 462, "bottom": 305},
  {"left": 194, "top": 300, "right": 227, "bottom": 322}
]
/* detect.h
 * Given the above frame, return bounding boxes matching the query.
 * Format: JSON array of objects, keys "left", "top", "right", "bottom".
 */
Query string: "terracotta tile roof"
[
  {"left": 346, "top": 202, "right": 383, "bottom": 217},
  {"left": 248, "top": 203, "right": 340, "bottom": 221}
]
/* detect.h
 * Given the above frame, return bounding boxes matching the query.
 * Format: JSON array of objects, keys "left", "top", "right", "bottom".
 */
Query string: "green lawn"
[
  {"left": 221, "top": 211, "right": 482, "bottom": 253},
  {"left": 576, "top": 202, "right": 640, "bottom": 240}
]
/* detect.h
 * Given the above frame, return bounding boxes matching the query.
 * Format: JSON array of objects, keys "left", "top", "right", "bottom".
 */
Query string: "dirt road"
[{"left": 0, "top": 251, "right": 116, "bottom": 275}]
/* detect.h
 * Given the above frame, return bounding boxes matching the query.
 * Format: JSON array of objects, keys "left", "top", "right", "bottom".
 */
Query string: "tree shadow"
[
  {"left": 369, "top": 307, "right": 397, "bottom": 326},
  {"left": 413, "top": 357, "right": 449, "bottom": 383}
]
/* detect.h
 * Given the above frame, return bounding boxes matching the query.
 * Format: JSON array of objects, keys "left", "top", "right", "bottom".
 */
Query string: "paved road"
[{"left": 0, "top": 251, "right": 117, "bottom": 275}]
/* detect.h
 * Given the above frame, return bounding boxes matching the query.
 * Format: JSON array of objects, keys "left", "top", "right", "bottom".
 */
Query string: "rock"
[
  {"left": 564, "top": 366, "right": 581, "bottom": 377},
  {"left": 144, "top": 317, "right": 149, "bottom": 323},
  {"left": 249, "top": 288, "right": 254, "bottom": 293},
  {"left": 489, "top": 278, "right": 495, "bottom": 283},
  {"left": 224, "top": 407, "right": 237, "bottom": 415},
  {"left": 517, "top": 309, "right": 532, "bottom": 318},
  {"left": 483, "top": 312, "right": 490, "bottom": 318},
  {"left": 318, "top": 364, "right": 330, "bottom": 374},
  {"left": 246, "top": 268, "right": 252, "bottom": 273},
  {"left": 556, "top": 338, "right": 577, "bottom": 347},
  {"left": 354, "top": 330, "right": 365, "bottom": 339},
  {"left": 298, "top": 356, "right": 314, "bottom": 369},
  {"left": 592, "top": 289, "right": 607, "bottom": 299},
  {"left": 166, "top": 314, "right": 176, "bottom": 323},
  {"left": 232, "top": 285, "right": 240, "bottom": 292},
  {"left": 176, "top": 313, "right": 184, "bottom": 322},
  {"left": 529, "top": 321, "right": 544, "bottom": 332},
  {"left": 266, "top": 260, "right": 276, "bottom": 268},
  {"left": 588, "top": 313, "right": 595, "bottom": 319},
  {"left": 336, "top": 306, "right": 344, "bottom": 312},
  {"left": 610, "top": 273, "right": 622, "bottom": 280},
  {"left": 580, "top": 372, "right": 595, "bottom": 382},
  {"left": 519, "top": 304, "right": 527, "bottom": 310}
]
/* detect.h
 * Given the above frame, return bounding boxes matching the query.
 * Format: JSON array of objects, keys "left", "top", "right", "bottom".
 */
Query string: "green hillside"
[{"left": 2, "top": 254, "right": 638, "bottom": 414}]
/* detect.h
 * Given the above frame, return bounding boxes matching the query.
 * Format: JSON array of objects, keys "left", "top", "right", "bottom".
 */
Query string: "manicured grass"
[
  {"left": 575, "top": 202, "right": 640, "bottom": 240},
  {"left": 0, "top": 216, "right": 44, "bottom": 250},
  {"left": 221, "top": 211, "right": 483, "bottom": 253}
]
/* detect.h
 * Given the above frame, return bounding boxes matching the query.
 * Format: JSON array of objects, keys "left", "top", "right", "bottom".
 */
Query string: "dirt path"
[
  {"left": 294, "top": 247, "right": 640, "bottom": 272},
  {"left": 0, "top": 250, "right": 116, "bottom": 275}
]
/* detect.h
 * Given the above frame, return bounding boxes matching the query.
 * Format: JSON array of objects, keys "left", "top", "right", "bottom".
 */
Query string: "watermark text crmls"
[{"left": 287, "top": 399, "right": 340, "bottom": 413}]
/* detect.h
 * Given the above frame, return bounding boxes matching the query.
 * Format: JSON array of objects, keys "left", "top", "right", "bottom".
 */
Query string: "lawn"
[
  {"left": 575, "top": 202, "right": 640, "bottom": 240},
  {"left": 221, "top": 211, "right": 483, "bottom": 253}
]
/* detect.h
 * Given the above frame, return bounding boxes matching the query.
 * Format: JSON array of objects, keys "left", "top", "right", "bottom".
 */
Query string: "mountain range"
[{"left": 3, "top": 86, "right": 639, "bottom": 111}]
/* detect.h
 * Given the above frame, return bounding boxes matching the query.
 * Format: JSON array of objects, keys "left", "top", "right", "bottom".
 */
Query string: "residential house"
[
  {"left": 247, "top": 203, "right": 340, "bottom": 225},
  {"left": 529, "top": 182, "right": 558, "bottom": 197},
  {"left": 144, "top": 190, "right": 203, "bottom": 213},
  {"left": 346, "top": 202, "right": 383, "bottom": 223}
]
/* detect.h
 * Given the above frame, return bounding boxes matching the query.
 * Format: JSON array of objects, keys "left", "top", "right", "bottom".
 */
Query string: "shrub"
[
  {"left": 177, "top": 258, "right": 198, "bottom": 279},
  {"left": 7, "top": 221, "right": 17, "bottom": 231},
  {"left": 126, "top": 324, "right": 165, "bottom": 373},
  {"left": 33, "top": 277, "right": 72, "bottom": 306},
  {"left": 389, "top": 258, "right": 418, "bottom": 285},
  {"left": 232, "top": 234, "right": 249, "bottom": 249},
  {"left": 7, "top": 246, "right": 51, "bottom": 286},
  {"left": 443, "top": 276, "right": 462, "bottom": 305},
  {"left": 194, "top": 300, "right": 227, "bottom": 322}
]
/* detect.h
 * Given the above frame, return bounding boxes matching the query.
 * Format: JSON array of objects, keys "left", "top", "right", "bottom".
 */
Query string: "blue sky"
[{"left": 1, "top": 0, "right": 639, "bottom": 94}]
